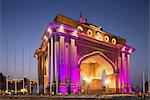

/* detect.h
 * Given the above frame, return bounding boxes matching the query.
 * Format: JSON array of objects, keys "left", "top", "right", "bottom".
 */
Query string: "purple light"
[
  {"left": 124, "top": 88, "right": 127, "bottom": 93},
  {"left": 59, "top": 85, "right": 67, "bottom": 94},
  {"left": 47, "top": 27, "right": 52, "bottom": 33},
  {"left": 129, "top": 87, "right": 132, "bottom": 93},
  {"left": 128, "top": 48, "right": 132, "bottom": 53},
  {"left": 121, "top": 46, "right": 126, "bottom": 51},
  {"left": 72, "top": 86, "right": 78, "bottom": 93}
]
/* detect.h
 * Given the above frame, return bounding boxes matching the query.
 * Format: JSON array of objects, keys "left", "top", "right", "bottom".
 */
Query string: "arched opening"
[{"left": 79, "top": 51, "right": 116, "bottom": 94}]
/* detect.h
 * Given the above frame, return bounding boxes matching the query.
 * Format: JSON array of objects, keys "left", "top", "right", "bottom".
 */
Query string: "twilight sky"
[{"left": 0, "top": 0, "right": 149, "bottom": 88}]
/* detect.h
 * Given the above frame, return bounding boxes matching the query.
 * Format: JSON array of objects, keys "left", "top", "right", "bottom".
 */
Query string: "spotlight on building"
[
  {"left": 34, "top": 54, "right": 38, "bottom": 58},
  {"left": 60, "top": 25, "right": 64, "bottom": 30},
  {"left": 72, "top": 30, "right": 78, "bottom": 37},
  {"left": 121, "top": 46, "right": 126, "bottom": 51},
  {"left": 77, "top": 26, "right": 83, "bottom": 31},
  {"left": 47, "top": 27, "right": 52, "bottom": 33},
  {"left": 47, "top": 27, "right": 52, "bottom": 37},
  {"left": 85, "top": 77, "right": 92, "bottom": 84},
  {"left": 58, "top": 25, "right": 64, "bottom": 33},
  {"left": 128, "top": 48, "right": 132, "bottom": 53},
  {"left": 44, "top": 35, "right": 48, "bottom": 42},
  {"left": 105, "top": 79, "right": 110, "bottom": 86}
]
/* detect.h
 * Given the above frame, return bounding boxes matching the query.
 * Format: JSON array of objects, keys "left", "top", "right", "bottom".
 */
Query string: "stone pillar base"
[
  {"left": 128, "top": 86, "right": 132, "bottom": 93},
  {"left": 59, "top": 85, "right": 68, "bottom": 94},
  {"left": 123, "top": 87, "right": 127, "bottom": 93},
  {"left": 71, "top": 85, "right": 78, "bottom": 93}
]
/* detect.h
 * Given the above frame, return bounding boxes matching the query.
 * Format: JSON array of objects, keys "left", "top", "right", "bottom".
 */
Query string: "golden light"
[
  {"left": 21, "top": 88, "right": 27, "bottom": 93},
  {"left": 5, "top": 90, "right": 8, "bottom": 93},
  {"left": 105, "top": 79, "right": 110, "bottom": 85},
  {"left": 111, "top": 38, "right": 116, "bottom": 45},
  {"left": 87, "top": 29, "right": 93, "bottom": 37},
  {"left": 86, "top": 78, "right": 92, "bottom": 83},
  {"left": 44, "top": 35, "right": 48, "bottom": 42},
  {"left": 77, "top": 26, "right": 83, "bottom": 31},
  {"left": 21, "top": 89, "right": 24, "bottom": 93},
  {"left": 83, "top": 76, "right": 92, "bottom": 84},
  {"left": 47, "top": 27, "right": 52, "bottom": 37},
  {"left": 96, "top": 32, "right": 102, "bottom": 41},
  {"left": 104, "top": 35, "right": 109, "bottom": 43}
]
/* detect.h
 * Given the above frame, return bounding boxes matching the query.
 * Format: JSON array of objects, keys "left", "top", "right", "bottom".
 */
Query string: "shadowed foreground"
[{"left": 1, "top": 94, "right": 149, "bottom": 100}]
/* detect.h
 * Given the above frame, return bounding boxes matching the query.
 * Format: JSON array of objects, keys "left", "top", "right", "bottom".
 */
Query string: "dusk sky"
[{"left": 0, "top": 0, "right": 149, "bottom": 88}]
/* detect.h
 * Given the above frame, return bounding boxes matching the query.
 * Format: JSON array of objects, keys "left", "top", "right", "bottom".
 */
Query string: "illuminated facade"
[{"left": 35, "top": 14, "right": 135, "bottom": 94}]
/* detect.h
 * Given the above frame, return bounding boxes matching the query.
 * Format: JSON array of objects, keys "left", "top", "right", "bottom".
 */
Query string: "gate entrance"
[
  {"left": 79, "top": 52, "right": 115, "bottom": 93},
  {"left": 35, "top": 14, "right": 135, "bottom": 94}
]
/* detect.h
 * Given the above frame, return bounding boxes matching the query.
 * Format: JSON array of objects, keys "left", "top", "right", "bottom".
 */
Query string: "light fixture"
[
  {"left": 86, "top": 78, "right": 92, "bottom": 83},
  {"left": 111, "top": 38, "right": 116, "bottom": 45},
  {"left": 96, "top": 32, "right": 102, "bottom": 41},
  {"left": 77, "top": 26, "right": 83, "bottom": 31},
  {"left": 87, "top": 29, "right": 93, "bottom": 37},
  {"left": 58, "top": 25, "right": 64, "bottom": 32},
  {"left": 73, "top": 30, "right": 78, "bottom": 36},
  {"left": 44, "top": 35, "right": 48, "bottom": 42},
  {"left": 104, "top": 35, "right": 109, "bottom": 43},
  {"left": 104, "top": 79, "right": 110, "bottom": 85},
  {"left": 47, "top": 27, "right": 52, "bottom": 33},
  {"left": 121, "top": 46, "right": 126, "bottom": 51},
  {"left": 72, "top": 30, "right": 78, "bottom": 37},
  {"left": 128, "top": 48, "right": 132, "bottom": 53},
  {"left": 60, "top": 25, "right": 64, "bottom": 30}
]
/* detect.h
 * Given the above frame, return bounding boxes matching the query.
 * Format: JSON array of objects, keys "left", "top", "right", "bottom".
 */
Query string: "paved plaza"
[{"left": 0, "top": 94, "right": 149, "bottom": 100}]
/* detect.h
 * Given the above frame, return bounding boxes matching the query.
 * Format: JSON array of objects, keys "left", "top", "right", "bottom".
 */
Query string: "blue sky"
[{"left": 0, "top": 0, "right": 149, "bottom": 88}]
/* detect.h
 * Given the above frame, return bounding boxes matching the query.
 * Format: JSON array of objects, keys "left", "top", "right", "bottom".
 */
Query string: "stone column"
[
  {"left": 122, "top": 53, "right": 127, "bottom": 93},
  {"left": 121, "top": 52, "right": 127, "bottom": 93},
  {"left": 115, "top": 70, "right": 119, "bottom": 93},
  {"left": 50, "top": 36, "right": 54, "bottom": 93},
  {"left": 115, "top": 52, "right": 120, "bottom": 93},
  {"left": 48, "top": 38, "right": 51, "bottom": 94},
  {"left": 38, "top": 52, "right": 44, "bottom": 94},
  {"left": 54, "top": 34, "right": 60, "bottom": 94},
  {"left": 64, "top": 37, "right": 71, "bottom": 94},
  {"left": 59, "top": 36, "right": 67, "bottom": 93},
  {"left": 70, "top": 38, "right": 79, "bottom": 93},
  {"left": 120, "top": 53, "right": 123, "bottom": 92},
  {"left": 127, "top": 54, "right": 132, "bottom": 93}
]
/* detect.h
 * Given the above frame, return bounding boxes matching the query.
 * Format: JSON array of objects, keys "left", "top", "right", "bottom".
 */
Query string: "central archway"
[{"left": 78, "top": 51, "right": 116, "bottom": 93}]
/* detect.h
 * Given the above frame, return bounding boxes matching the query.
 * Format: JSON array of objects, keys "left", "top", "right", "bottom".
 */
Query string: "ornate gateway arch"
[{"left": 35, "top": 14, "right": 135, "bottom": 94}]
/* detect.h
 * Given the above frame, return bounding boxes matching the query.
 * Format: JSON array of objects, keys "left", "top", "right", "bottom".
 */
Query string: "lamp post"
[
  {"left": 22, "top": 48, "right": 25, "bottom": 95},
  {"left": 29, "top": 50, "right": 31, "bottom": 94},
  {"left": 5, "top": 41, "right": 8, "bottom": 94},
  {"left": 14, "top": 45, "right": 17, "bottom": 95}
]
